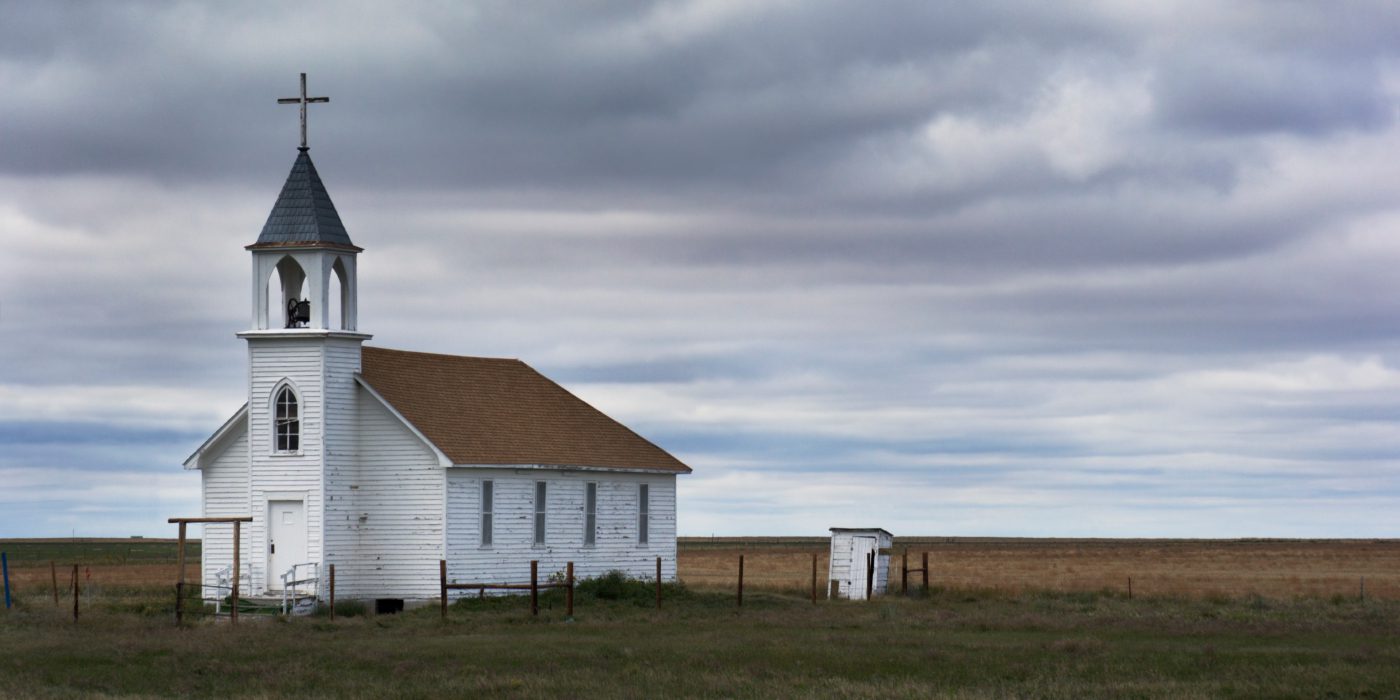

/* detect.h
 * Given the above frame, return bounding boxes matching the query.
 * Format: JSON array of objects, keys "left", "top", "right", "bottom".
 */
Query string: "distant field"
[
  {"left": 680, "top": 537, "right": 1400, "bottom": 600},
  {"left": 4, "top": 537, "right": 1397, "bottom": 601}
]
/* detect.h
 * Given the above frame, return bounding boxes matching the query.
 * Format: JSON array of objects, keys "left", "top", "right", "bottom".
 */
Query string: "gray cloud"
[{"left": 2, "top": 0, "right": 1399, "bottom": 537}]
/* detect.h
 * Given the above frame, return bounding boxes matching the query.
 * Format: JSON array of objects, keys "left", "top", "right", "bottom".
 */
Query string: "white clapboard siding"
[
  {"left": 445, "top": 468, "right": 677, "bottom": 596},
  {"left": 319, "top": 337, "right": 362, "bottom": 599},
  {"left": 326, "top": 386, "right": 444, "bottom": 599},
  {"left": 199, "top": 425, "right": 250, "bottom": 599},
  {"left": 245, "top": 338, "right": 328, "bottom": 594}
]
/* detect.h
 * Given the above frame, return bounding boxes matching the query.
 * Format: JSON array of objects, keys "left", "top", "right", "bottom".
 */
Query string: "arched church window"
[{"left": 274, "top": 386, "right": 300, "bottom": 453}]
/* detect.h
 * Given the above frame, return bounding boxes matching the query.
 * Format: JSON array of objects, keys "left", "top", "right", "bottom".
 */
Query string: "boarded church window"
[
  {"left": 638, "top": 484, "right": 649, "bottom": 545},
  {"left": 534, "top": 482, "right": 547, "bottom": 545},
  {"left": 274, "top": 386, "right": 299, "bottom": 452},
  {"left": 584, "top": 482, "right": 597, "bottom": 545},
  {"left": 480, "top": 481, "right": 493, "bottom": 546}
]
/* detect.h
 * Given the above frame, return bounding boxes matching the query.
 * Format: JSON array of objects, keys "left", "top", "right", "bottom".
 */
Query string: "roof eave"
[
  {"left": 447, "top": 463, "right": 691, "bottom": 475},
  {"left": 183, "top": 404, "right": 249, "bottom": 470},
  {"left": 245, "top": 241, "right": 363, "bottom": 253}
]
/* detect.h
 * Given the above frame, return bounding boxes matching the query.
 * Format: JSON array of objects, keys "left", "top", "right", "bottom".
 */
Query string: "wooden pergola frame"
[{"left": 169, "top": 516, "right": 253, "bottom": 625}]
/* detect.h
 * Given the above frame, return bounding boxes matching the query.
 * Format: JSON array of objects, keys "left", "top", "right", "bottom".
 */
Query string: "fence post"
[
  {"left": 922, "top": 552, "right": 929, "bottom": 594},
  {"left": 902, "top": 548, "right": 908, "bottom": 595},
  {"left": 72, "top": 564, "right": 79, "bottom": 622},
  {"left": 1, "top": 552, "right": 9, "bottom": 610},
  {"left": 566, "top": 562, "right": 574, "bottom": 618},
  {"left": 865, "top": 551, "right": 874, "bottom": 600},
  {"left": 737, "top": 555, "right": 744, "bottom": 607},
  {"left": 329, "top": 564, "right": 336, "bottom": 620},
  {"left": 811, "top": 552, "right": 817, "bottom": 604},
  {"left": 439, "top": 560, "right": 448, "bottom": 620},
  {"left": 1360, "top": 576, "right": 1365, "bottom": 602},
  {"left": 51, "top": 561, "right": 59, "bottom": 606},
  {"left": 530, "top": 560, "right": 539, "bottom": 617},
  {"left": 232, "top": 520, "right": 241, "bottom": 625},
  {"left": 175, "top": 522, "right": 187, "bottom": 625},
  {"left": 655, "top": 556, "right": 662, "bottom": 610},
  {"left": 1127, "top": 577, "right": 1132, "bottom": 600}
]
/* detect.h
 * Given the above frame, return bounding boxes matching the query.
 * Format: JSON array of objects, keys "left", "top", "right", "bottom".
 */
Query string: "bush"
[{"left": 575, "top": 570, "right": 687, "bottom": 606}]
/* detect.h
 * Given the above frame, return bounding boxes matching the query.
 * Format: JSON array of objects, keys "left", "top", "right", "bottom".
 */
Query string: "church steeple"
[{"left": 245, "top": 73, "right": 363, "bottom": 333}]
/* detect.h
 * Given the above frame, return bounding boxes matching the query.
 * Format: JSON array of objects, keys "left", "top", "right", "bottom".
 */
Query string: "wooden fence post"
[
  {"left": 811, "top": 553, "right": 817, "bottom": 604},
  {"left": 865, "top": 551, "right": 874, "bottom": 600},
  {"left": 175, "top": 522, "right": 186, "bottom": 624},
  {"left": 1, "top": 552, "right": 9, "bottom": 610},
  {"left": 51, "top": 560, "right": 59, "bottom": 606},
  {"left": 566, "top": 562, "right": 574, "bottom": 618},
  {"left": 530, "top": 560, "right": 539, "bottom": 617},
  {"left": 1127, "top": 577, "right": 1132, "bottom": 600},
  {"left": 922, "top": 552, "right": 929, "bottom": 594},
  {"left": 328, "top": 564, "right": 335, "bottom": 620},
  {"left": 737, "top": 555, "right": 744, "bottom": 607},
  {"left": 231, "top": 521, "right": 241, "bottom": 625},
  {"left": 655, "top": 556, "right": 662, "bottom": 610},
  {"left": 72, "top": 564, "right": 79, "bottom": 622},
  {"left": 439, "top": 559, "right": 448, "bottom": 620},
  {"left": 902, "top": 548, "right": 908, "bottom": 595}
]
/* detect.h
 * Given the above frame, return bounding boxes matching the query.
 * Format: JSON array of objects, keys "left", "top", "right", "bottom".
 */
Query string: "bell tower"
[
  {"left": 246, "top": 148, "right": 361, "bottom": 331},
  {"left": 235, "top": 73, "right": 369, "bottom": 595}
]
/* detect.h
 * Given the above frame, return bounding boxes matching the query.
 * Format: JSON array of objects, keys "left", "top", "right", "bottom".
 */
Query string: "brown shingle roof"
[{"left": 359, "top": 346, "right": 691, "bottom": 473}]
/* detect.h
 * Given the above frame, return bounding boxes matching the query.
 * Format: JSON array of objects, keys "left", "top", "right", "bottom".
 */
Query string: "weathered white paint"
[
  {"left": 198, "top": 417, "right": 251, "bottom": 599},
  {"left": 828, "top": 528, "right": 893, "bottom": 600},
  {"left": 444, "top": 468, "right": 678, "bottom": 595},
  {"left": 322, "top": 387, "right": 445, "bottom": 600}
]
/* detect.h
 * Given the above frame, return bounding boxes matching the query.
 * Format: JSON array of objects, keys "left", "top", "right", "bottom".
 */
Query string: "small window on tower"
[{"left": 274, "top": 386, "right": 299, "bottom": 453}]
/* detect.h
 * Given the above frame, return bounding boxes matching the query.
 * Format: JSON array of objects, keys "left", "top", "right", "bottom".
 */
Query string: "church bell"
[{"left": 286, "top": 299, "right": 311, "bottom": 328}]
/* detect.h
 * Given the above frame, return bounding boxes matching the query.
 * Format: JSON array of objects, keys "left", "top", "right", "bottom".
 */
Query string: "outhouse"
[{"left": 827, "top": 528, "right": 893, "bottom": 600}]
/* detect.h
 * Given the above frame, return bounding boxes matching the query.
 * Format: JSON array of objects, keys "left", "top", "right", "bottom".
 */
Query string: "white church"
[{"left": 183, "top": 86, "right": 691, "bottom": 606}]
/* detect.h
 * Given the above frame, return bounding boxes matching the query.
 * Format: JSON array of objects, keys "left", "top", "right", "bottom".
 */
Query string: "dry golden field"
[
  {"left": 3, "top": 537, "right": 1397, "bottom": 601},
  {"left": 679, "top": 537, "right": 1400, "bottom": 600}
]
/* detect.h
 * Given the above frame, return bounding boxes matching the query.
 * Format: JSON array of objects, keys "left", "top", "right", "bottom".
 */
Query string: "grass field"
[
  {"left": 1, "top": 578, "right": 1397, "bottom": 698},
  {"left": 1, "top": 538, "right": 1398, "bottom": 697}
]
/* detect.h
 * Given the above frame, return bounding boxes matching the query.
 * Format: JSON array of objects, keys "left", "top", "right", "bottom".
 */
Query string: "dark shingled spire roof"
[{"left": 252, "top": 148, "right": 355, "bottom": 248}]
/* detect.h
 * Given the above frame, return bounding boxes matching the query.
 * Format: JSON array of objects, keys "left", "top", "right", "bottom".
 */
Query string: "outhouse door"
[
  {"left": 850, "top": 535, "right": 876, "bottom": 600},
  {"left": 267, "top": 500, "right": 307, "bottom": 590}
]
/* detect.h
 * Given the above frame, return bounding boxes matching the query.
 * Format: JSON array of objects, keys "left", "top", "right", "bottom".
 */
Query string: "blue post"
[{"left": 2, "top": 552, "right": 10, "bottom": 609}]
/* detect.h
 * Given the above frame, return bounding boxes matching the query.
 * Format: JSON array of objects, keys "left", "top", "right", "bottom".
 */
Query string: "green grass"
[{"left": 1, "top": 580, "right": 1397, "bottom": 699}]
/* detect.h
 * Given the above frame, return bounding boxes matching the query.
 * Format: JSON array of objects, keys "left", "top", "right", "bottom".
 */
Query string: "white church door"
[
  {"left": 267, "top": 500, "right": 307, "bottom": 590},
  {"left": 850, "top": 536, "right": 876, "bottom": 600}
]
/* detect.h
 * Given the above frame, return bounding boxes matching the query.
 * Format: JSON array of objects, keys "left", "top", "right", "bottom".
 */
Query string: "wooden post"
[
  {"left": 1127, "top": 577, "right": 1132, "bottom": 600},
  {"left": 1360, "top": 576, "right": 1365, "bottom": 602},
  {"left": 865, "top": 551, "right": 874, "bottom": 599},
  {"left": 175, "top": 522, "right": 187, "bottom": 624},
  {"left": 921, "top": 552, "right": 929, "bottom": 593},
  {"left": 1, "top": 552, "right": 9, "bottom": 610},
  {"left": 811, "top": 552, "right": 818, "bottom": 604},
  {"left": 328, "top": 564, "right": 336, "bottom": 620},
  {"left": 530, "top": 560, "right": 539, "bottom": 617},
  {"left": 72, "top": 564, "right": 79, "bottom": 622},
  {"left": 566, "top": 562, "right": 574, "bottom": 618},
  {"left": 737, "top": 555, "right": 744, "bottom": 607},
  {"left": 231, "top": 521, "right": 241, "bottom": 625},
  {"left": 902, "top": 548, "right": 909, "bottom": 595},
  {"left": 439, "top": 559, "right": 448, "bottom": 620},
  {"left": 51, "top": 561, "right": 59, "bottom": 606}
]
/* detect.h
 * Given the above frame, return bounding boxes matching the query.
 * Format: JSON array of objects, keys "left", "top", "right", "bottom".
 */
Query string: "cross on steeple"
[{"left": 277, "top": 72, "right": 329, "bottom": 150}]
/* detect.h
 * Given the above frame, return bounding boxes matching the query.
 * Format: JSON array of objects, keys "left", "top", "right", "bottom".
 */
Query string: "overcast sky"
[{"left": 2, "top": 1, "right": 1398, "bottom": 539}]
